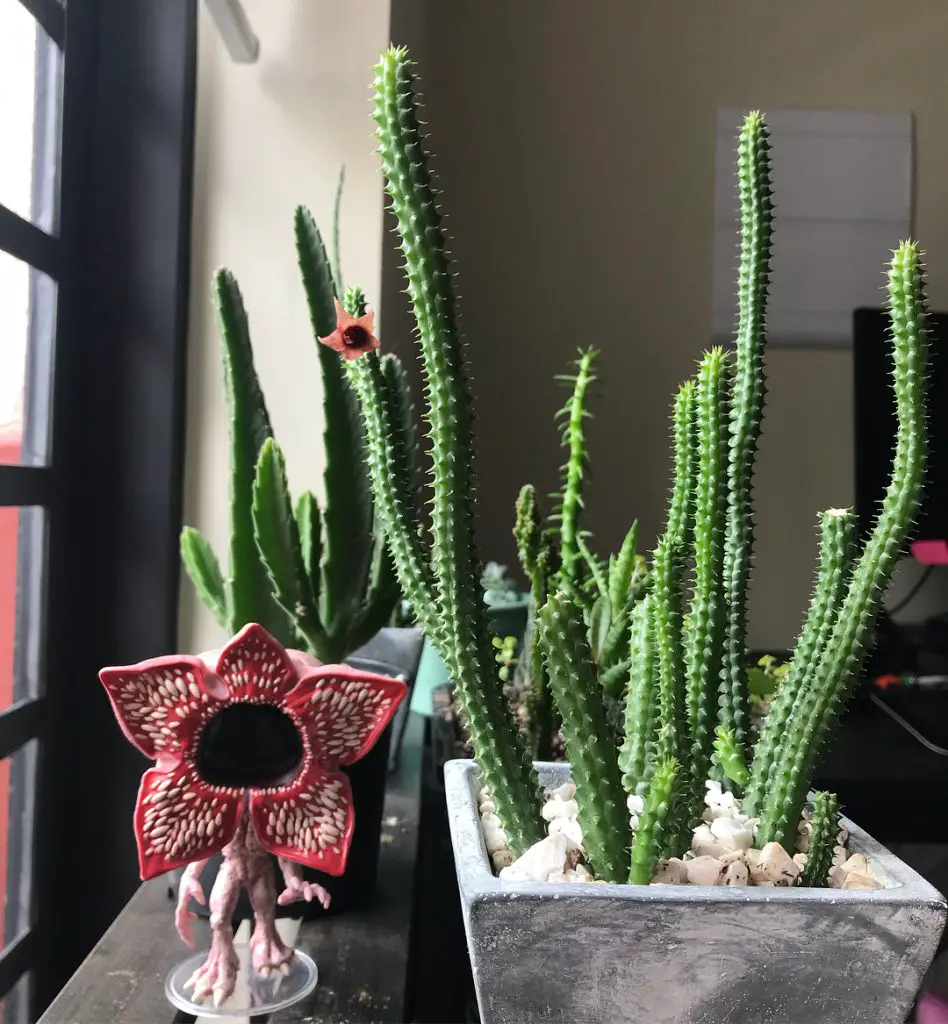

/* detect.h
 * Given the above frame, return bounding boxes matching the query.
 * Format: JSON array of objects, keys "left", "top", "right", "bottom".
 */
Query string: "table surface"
[{"left": 37, "top": 712, "right": 424, "bottom": 1024}]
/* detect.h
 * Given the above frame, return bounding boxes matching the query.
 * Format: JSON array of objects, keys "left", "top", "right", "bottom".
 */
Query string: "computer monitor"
[{"left": 853, "top": 307, "right": 948, "bottom": 564}]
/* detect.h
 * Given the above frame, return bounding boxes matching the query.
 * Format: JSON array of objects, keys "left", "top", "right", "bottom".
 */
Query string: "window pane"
[
  {"left": 0, "top": 0, "right": 63, "bottom": 232},
  {"left": 0, "top": 251, "right": 56, "bottom": 466},
  {"left": 0, "top": 741, "right": 37, "bottom": 948},
  {"left": 0, "top": 508, "right": 45, "bottom": 709},
  {"left": 0, "top": 968, "right": 31, "bottom": 1024}
]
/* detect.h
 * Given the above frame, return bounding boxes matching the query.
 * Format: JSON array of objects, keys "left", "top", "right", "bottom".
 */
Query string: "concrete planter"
[{"left": 446, "top": 759, "right": 947, "bottom": 1024}]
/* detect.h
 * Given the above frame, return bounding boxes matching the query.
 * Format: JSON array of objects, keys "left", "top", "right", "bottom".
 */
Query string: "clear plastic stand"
[{"left": 165, "top": 945, "right": 318, "bottom": 1018}]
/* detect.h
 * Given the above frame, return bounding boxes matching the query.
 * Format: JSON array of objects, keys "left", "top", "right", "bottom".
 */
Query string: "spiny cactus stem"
[
  {"left": 554, "top": 348, "right": 598, "bottom": 579},
  {"left": 743, "top": 509, "right": 855, "bottom": 815},
  {"left": 651, "top": 537, "right": 687, "bottom": 766},
  {"left": 685, "top": 348, "right": 731, "bottom": 795},
  {"left": 757, "top": 242, "right": 928, "bottom": 849},
  {"left": 800, "top": 792, "right": 840, "bottom": 888},
  {"left": 713, "top": 725, "right": 750, "bottom": 788},
  {"left": 667, "top": 381, "right": 698, "bottom": 558},
  {"left": 539, "top": 593, "right": 631, "bottom": 882},
  {"left": 619, "top": 596, "right": 658, "bottom": 797},
  {"left": 628, "top": 757, "right": 679, "bottom": 885},
  {"left": 721, "top": 112, "right": 773, "bottom": 753}
]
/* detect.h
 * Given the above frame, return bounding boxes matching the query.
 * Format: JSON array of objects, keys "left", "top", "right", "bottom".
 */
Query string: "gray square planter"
[{"left": 446, "top": 759, "right": 947, "bottom": 1024}]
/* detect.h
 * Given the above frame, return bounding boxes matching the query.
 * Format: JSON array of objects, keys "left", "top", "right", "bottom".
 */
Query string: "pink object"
[
  {"left": 911, "top": 539, "right": 948, "bottom": 565},
  {"left": 317, "top": 298, "right": 380, "bottom": 360},
  {"left": 918, "top": 992, "right": 948, "bottom": 1024},
  {"left": 100, "top": 622, "right": 406, "bottom": 1005}
]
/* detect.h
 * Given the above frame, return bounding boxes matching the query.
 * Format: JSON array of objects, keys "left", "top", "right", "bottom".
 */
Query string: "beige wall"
[
  {"left": 180, "top": 0, "right": 390, "bottom": 654},
  {"left": 182, "top": 0, "right": 948, "bottom": 656},
  {"left": 392, "top": 0, "right": 948, "bottom": 650}
]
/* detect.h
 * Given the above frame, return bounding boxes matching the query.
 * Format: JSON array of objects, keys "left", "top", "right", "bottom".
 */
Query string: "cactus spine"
[
  {"left": 364, "top": 47, "right": 542, "bottom": 851},
  {"left": 538, "top": 593, "right": 631, "bottom": 882},
  {"left": 721, "top": 113, "right": 773, "bottom": 753},
  {"left": 756, "top": 242, "right": 929, "bottom": 849}
]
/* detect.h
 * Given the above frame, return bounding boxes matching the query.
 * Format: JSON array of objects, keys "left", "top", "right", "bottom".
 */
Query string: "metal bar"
[
  {"left": 0, "top": 702, "right": 44, "bottom": 763},
  {"left": 0, "top": 205, "right": 58, "bottom": 280},
  {"left": 15, "top": 0, "right": 64, "bottom": 50},
  {"left": 0, "top": 467, "right": 54, "bottom": 508},
  {"left": 0, "top": 930, "right": 36, "bottom": 1002}
]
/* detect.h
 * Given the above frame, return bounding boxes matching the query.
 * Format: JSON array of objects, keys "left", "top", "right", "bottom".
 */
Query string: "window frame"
[{"left": 0, "top": 1, "right": 196, "bottom": 1018}]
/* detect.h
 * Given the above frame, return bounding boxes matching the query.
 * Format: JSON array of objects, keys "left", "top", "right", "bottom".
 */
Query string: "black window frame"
[{"left": 0, "top": 1, "right": 196, "bottom": 1018}]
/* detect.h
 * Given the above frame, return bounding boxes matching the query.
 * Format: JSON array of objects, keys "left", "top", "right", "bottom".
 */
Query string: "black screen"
[{"left": 853, "top": 307, "right": 948, "bottom": 546}]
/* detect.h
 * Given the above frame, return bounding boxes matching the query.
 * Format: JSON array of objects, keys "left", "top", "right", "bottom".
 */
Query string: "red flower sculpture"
[
  {"left": 317, "top": 298, "right": 380, "bottom": 360},
  {"left": 100, "top": 623, "right": 406, "bottom": 881}
]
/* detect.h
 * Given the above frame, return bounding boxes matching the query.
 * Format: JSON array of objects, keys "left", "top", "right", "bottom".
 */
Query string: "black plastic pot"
[{"left": 170, "top": 626, "right": 424, "bottom": 921}]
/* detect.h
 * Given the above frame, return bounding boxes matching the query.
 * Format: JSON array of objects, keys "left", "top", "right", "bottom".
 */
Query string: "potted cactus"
[
  {"left": 177, "top": 198, "right": 421, "bottom": 918},
  {"left": 317, "top": 45, "right": 947, "bottom": 1022}
]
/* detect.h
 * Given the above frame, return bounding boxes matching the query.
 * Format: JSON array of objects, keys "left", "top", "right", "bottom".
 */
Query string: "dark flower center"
[
  {"left": 342, "top": 325, "right": 370, "bottom": 349},
  {"left": 197, "top": 703, "right": 303, "bottom": 788}
]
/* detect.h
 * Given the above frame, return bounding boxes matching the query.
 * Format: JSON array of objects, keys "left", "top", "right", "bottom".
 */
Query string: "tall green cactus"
[
  {"left": 755, "top": 242, "right": 929, "bottom": 848},
  {"left": 336, "top": 46, "right": 543, "bottom": 852},
  {"left": 720, "top": 113, "right": 773, "bottom": 753},
  {"left": 538, "top": 592, "right": 631, "bottom": 882},
  {"left": 685, "top": 348, "right": 731, "bottom": 796}
]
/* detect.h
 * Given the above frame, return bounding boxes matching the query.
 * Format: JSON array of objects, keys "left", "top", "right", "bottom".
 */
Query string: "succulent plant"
[
  {"left": 180, "top": 188, "right": 411, "bottom": 664},
  {"left": 321, "top": 47, "right": 930, "bottom": 884}
]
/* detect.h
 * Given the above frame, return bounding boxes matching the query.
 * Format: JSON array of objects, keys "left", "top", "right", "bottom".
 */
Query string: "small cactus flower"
[{"left": 318, "top": 298, "right": 379, "bottom": 360}]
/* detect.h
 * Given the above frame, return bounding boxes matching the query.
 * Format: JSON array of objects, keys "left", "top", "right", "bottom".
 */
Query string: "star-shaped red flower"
[
  {"left": 100, "top": 624, "right": 406, "bottom": 881},
  {"left": 317, "top": 298, "right": 380, "bottom": 360}
]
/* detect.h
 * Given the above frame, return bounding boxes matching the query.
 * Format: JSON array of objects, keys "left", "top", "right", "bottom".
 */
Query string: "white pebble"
[
  {"left": 652, "top": 858, "right": 688, "bottom": 885},
  {"left": 626, "top": 794, "right": 645, "bottom": 816},
  {"left": 541, "top": 798, "right": 579, "bottom": 822},
  {"left": 548, "top": 816, "right": 584, "bottom": 851},
  {"left": 709, "top": 815, "right": 755, "bottom": 851},
  {"left": 685, "top": 855, "right": 726, "bottom": 886},
  {"left": 756, "top": 842, "right": 801, "bottom": 886},
  {"left": 723, "top": 860, "right": 749, "bottom": 886},
  {"left": 549, "top": 782, "right": 576, "bottom": 802},
  {"left": 499, "top": 833, "right": 569, "bottom": 883}
]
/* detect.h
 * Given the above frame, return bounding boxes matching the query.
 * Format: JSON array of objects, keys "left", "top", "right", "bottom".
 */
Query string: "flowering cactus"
[{"left": 325, "top": 49, "right": 930, "bottom": 884}]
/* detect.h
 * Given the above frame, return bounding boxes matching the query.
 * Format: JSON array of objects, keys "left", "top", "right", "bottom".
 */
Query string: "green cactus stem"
[
  {"left": 538, "top": 592, "right": 631, "bottom": 882},
  {"left": 667, "top": 381, "right": 698, "bottom": 558},
  {"left": 180, "top": 527, "right": 228, "bottom": 630},
  {"left": 651, "top": 537, "right": 687, "bottom": 766},
  {"left": 514, "top": 484, "right": 558, "bottom": 758},
  {"left": 628, "top": 757, "right": 679, "bottom": 885},
  {"left": 295, "top": 207, "right": 375, "bottom": 644},
  {"left": 212, "top": 269, "right": 293, "bottom": 642},
  {"left": 551, "top": 348, "right": 598, "bottom": 583},
  {"left": 800, "top": 791, "right": 840, "bottom": 888},
  {"left": 757, "top": 242, "right": 929, "bottom": 849},
  {"left": 331, "top": 164, "right": 346, "bottom": 296},
  {"left": 713, "top": 725, "right": 750, "bottom": 788},
  {"left": 609, "top": 521, "right": 640, "bottom": 612},
  {"left": 251, "top": 438, "right": 327, "bottom": 655},
  {"left": 370, "top": 46, "right": 542, "bottom": 851},
  {"left": 743, "top": 508, "right": 856, "bottom": 815},
  {"left": 685, "top": 348, "right": 731, "bottom": 794},
  {"left": 721, "top": 112, "right": 773, "bottom": 753},
  {"left": 619, "top": 596, "right": 658, "bottom": 796}
]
